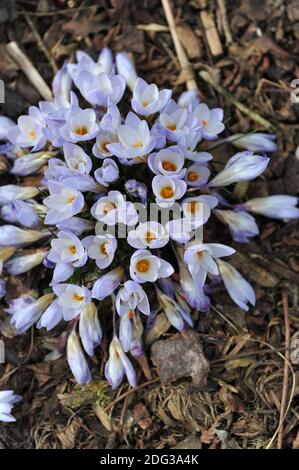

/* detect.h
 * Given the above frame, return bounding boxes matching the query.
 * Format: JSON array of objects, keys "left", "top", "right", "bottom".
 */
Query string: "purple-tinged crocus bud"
[
  {"left": 67, "top": 329, "right": 92, "bottom": 385},
  {"left": 0, "top": 225, "right": 49, "bottom": 247},
  {"left": 217, "top": 259, "right": 255, "bottom": 312},
  {"left": 243, "top": 195, "right": 299, "bottom": 219},
  {"left": 57, "top": 217, "right": 94, "bottom": 236},
  {"left": 105, "top": 336, "right": 136, "bottom": 389},
  {"left": 5, "top": 293, "right": 55, "bottom": 333},
  {"left": 0, "top": 116, "right": 16, "bottom": 140},
  {"left": 125, "top": 179, "right": 147, "bottom": 205},
  {"left": 11, "top": 151, "right": 54, "bottom": 176},
  {"left": 230, "top": 133, "right": 277, "bottom": 153},
  {"left": 178, "top": 89, "right": 200, "bottom": 111},
  {"left": 156, "top": 288, "right": 193, "bottom": 332},
  {"left": 0, "top": 185, "right": 39, "bottom": 206},
  {"left": 94, "top": 159, "right": 119, "bottom": 186},
  {"left": 116, "top": 52, "right": 138, "bottom": 92},
  {"left": 92, "top": 266, "right": 124, "bottom": 301},
  {"left": 79, "top": 301, "right": 102, "bottom": 356},
  {"left": 214, "top": 209, "right": 259, "bottom": 243},
  {"left": 132, "top": 77, "right": 171, "bottom": 116},
  {"left": 37, "top": 298, "right": 62, "bottom": 331},
  {"left": 6, "top": 250, "right": 48, "bottom": 275},
  {"left": 52, "top": 61, "right": 72, "bottom": 102},
  {"left": 0, "top": 390, "right": 22, "bottom": 423},
  {"left": 209, "top": 151, "right": 269, "bottom": 187}
]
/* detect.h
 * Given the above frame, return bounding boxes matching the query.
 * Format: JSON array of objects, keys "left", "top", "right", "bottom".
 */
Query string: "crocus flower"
[
  {"left": 0, "top": 200, "right": 44, "bottom": 228},
  {"left": 217, "top": 259, "right": 255, "bottom": 312},
  {"left": 37, "top": 299, "right": 62, "bottom": 331},
  {"left": 75, "top": 70, "right": 125, "bottom": 108},
  {"left": 91, "top": 190, "right": 138, "bottom": 226},
  {"left": 11, "top": 151, "right": 53, "bottom": 176},
  {"left": 43, "top": 182, "right": 85, "bottom": 224},
  {"left": 0, "top": 185, "right": 39, "bottom": 206},
  {"left": 47, "top": 230, "right": 87, "bottom": 285},
  {"left": 214, "top": 209, "right": 259, "bottom": 243},
  {"left": 52, "top": 60, "right": 72, "bottom": 102},
  {"left": 79, "top": 301, "right": 102, "bottom": 356},
  {"left": 148, "top": 146, "right": 185, "bottom": 179},
  {"left": 0, "top": 116, "right": 16, "bottom": 140},
  {"left": 108, "top": 112, "right": 155, "bottom": 161},
  {"left": 7, "top": 106, "right": 46, "bottom": 151},
  {"left": 185, "top": 163, "right": 210, "bottom": 187},
  {"left": 243, "top": 195, "right": 299, "bottom": 219},
  {"left": 127, "top": 221, "right": 169, "bottom": 249},
  {"left": 92, "top": 266, "right": 124, "bottom": 300},
  {"left": 116, "top": 280, "right": 150, "bottom": 317},
  {"left": 152, "top": 175, "right": 187, "bottom": 208},
  {"left": 105, "top": 335, "right": 136, "bottom": 388},
  {"left": 92, "top": 130, "right": 119, "bottom": 159},
  {"left": 0, "top": 391, "right": 22, "bottom": 423},
  {"left": 94, "top": 159, "right": 119, "bottom": 186},
  {"left": 184, "top": 242, "right": 235, "bottom": 286},
  {"left": 0, "top": 225, "right": 48, "bottom": 247},
  {"left": 53, "top": 283, "right": 91, "bottom": 321},
  {"left": 159, "top": 99, "right": 191, "bottom": 142},
  {"left": 231, "top": 133, "right": 277, "bottom": 153},
  {"left": 130, "top": 249, "right": 174, "bottom": 283},
  {"left": 116, "top": 51, "right": 138, "bottom": 92},
  {"left": 182, "top": 194, "right": 218, "bottom": 226},
  {"left": 60, "top": 105, "right": 99, "bottom": 143},
  {"left": 182, "top": 130, "right": 213, "bottom": 162},
  {"left": 68, "top": 48, "right": 114, "bottom": 82},
  {"left": 119, "top": 309, "right": 143, "bottom": 353},
  {"left": 192, "top": 103, "right": 224, "bottom": 140},
  {"left": 178, "top": 89, "right": 200, "bottom": 110},
  {"left": 67, "top": 330, "right": 92, "bottom": 385},
  {"left": 124, "top": 179, "right": 147, "bottom": 205},
  {"left": 209, "top": 151, "right": 269, "bottom": 187},
  {"left": 82, "top": 233, "right": 117, "bottom": 269},
  {"left": 57, "top": 217, "right": 94, "bottom": 236},
  {"left": 6, "top": 250, "right": 47, "bottom": 275},
  {"left": 63, "top": 142, "right": 92, "bottom": 175},
  {"left": 156, "top": 288, "right": 193, "bottom": 332},
  {"left": 132, "top": 77, "right": 171, "bottom": 116},
  {"left": 44, "top": 158, "right": 100, "bottom": 193},
  {"left": 5, "top": 293, "right": 55, "bottom": 333}
]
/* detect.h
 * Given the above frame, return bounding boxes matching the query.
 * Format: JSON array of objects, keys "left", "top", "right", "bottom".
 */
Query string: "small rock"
[{"left": 151, "top": 330, "right": 209, "bottom": 387}]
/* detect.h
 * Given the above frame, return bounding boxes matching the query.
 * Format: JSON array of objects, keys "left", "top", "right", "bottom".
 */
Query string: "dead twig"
[
  {"left": 6, "top": 41, "right": 53, "bottom": 101},
  {"left": 160, "top": 0, "right": 200, "bottom": 94},
  {"left": 24, "top": 14, "right": 58, "bottom": 74},
  {"left": 277, "top": 292, "right": 291, "bottom": 449},
  {"left": 199, "top": 70, "right": 274, "bottom": 130},
  {"left": 216, "top": 0, "right": 233, "bottom": 45}
]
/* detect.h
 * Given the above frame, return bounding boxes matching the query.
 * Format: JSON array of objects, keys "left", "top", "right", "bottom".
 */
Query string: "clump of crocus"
[{"left": 0, "top": 48, "right": 298, "bottom": 406}]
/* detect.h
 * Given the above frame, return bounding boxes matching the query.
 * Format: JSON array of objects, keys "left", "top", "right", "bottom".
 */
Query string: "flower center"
[
  {"left": 100, "top": 140, "right": 110, "bottom": 152},
  {"left": 201, "top": 119, "right": 208, "bottom": 127},
  {"left": 100, "top": 243, "right": 107, "bottom": 255},
  {"left": 67, "top": 195, "right": 76, "bottom": 204},
  {"left": 136, "top": 259, "right": 150, "bottom": 273},
  {"left": 160, "top": 186, "right": 174, "bottom": 199},
  {"left": 29, "top": 130, "right": 36, "bottom": 140},
  {"left": 73, "top": 292, "right": 84, "bottom": 302},
  {"left": 69, "top": 245, "right": 77, "bottom": 255},
  {"left": 133, "top": 142, "right": 143, "bottom": 148},
  {"left": 162, "top": 160, "right": 177, "bottom": 172},
  {"left": 145, "top": 231, "right": 156, "bottom": 243},
  {"left": 142, "top": 100, "right": 149, "bottom": 107},
  {"left": 166, "top": 124, "right": 176, "bottom": 131},
  {"left": 128, "top": 309, "right": 134, "bottom": 320},
  {"left": 189, "top": 201, "right": 198, "bottom": 214},
  {"left": 75, "top": 126, "right": 88, "bottom": 135},
  {"left": 197, "top": 251, "right": 204, "bottom": 258},
  {"left": 103, "top": 203, "right": 116, "bottom": 214},
  {"left": 187, "top": 171, "right": 199, "bottom": 182}
]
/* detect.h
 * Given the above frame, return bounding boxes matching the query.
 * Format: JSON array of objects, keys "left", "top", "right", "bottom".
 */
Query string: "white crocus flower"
[
  {"left": 0, "top": 185, "right": 39, "bottom": 206},
  {"left": 243, "top": 195, "right": 299, "bottom": 219},
  {"left": 0, "top": 390, "right": 22, "bottom": 423},
  {"left": 116, "top": 51, "right": 138, "bottom": 92},
  {"left": 82, "top": 233, "right": 117, "bottom": 269},
  {"left": 148, "top": 146, "right": 185, "bottom": 179},
  {"left": 116, "top": 280, "right": 150, "bottom": 316},
  {"left": 152, "top": 175, "right": 187, "bottom": 208},
  {"left": 127, "top": 222, "right": 169, "bottom": 249},
  {"left": 185, "top": 163, "right": 210, "bottom": 187},
  {"left": 184, "top": 242, "right": 235, "bottom": 286},
  {"left": 159, "top": 99, "right": 190, "bottom": 142},
  {"left": 192, "top": 102, "right": 225, "bottom": 139},
  {"left": 79, "top": 301, "right": 102, "bottom": 356},
  {"left": 53, "top": 283, "right": 91, "bottom": 321},
  {"left": 91, "top": 190, "right": 138, "bottom": 226},
  {"left": 67, "top": 329, "right": 91, "bottom": 385},
  {"left": 130, "top": 249, "right": 174, "bottom": 283},
  {"left": 132, "top": 77, "right": 171, "bottom": 116},
  {"left": 44, "top": 182, "right": 84, "bottom": 225}
]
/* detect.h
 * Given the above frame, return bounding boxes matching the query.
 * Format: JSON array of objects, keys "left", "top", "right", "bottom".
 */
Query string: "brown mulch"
[{"left": 0, "top": 0, "right": 299, "bottom": 449}]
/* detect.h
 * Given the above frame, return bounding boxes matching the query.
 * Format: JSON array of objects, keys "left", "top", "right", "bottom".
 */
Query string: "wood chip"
[{"left": 200, "top": 10, "right": 223, "bottom": 56}]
